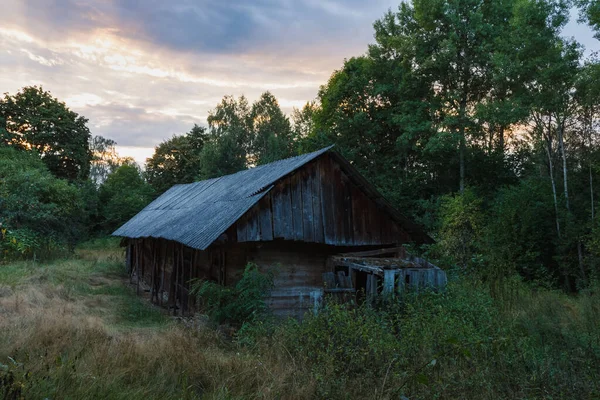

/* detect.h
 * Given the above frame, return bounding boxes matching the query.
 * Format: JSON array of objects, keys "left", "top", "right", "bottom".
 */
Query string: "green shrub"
[
  {"left": 191, "top": 263, "right": 274, "bottom": 325},
  {"left": 269, "top": 276, "right": 600, "bottom": 399}
]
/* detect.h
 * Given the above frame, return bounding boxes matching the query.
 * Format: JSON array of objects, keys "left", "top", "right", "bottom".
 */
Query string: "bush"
[
  {"left": 191, "top": 263, "right": 274, "bottom": 325},
  {"left": 0, "top": 146, "right": 86, "bottom": 260},
  {"left": 269, "top": 277, "right": 600, "bottom": 399}
]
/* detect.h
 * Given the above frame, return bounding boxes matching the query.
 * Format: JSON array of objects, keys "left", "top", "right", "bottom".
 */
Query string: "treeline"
[
  {"left": 144, "top": 0, "right": 600, "bottom": 290},
  {"left": 2, "top": 0, "right": 600, "bottom": 290}
]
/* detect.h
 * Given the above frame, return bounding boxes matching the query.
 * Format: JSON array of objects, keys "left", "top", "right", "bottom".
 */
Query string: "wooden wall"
[
  {"left": 234, "top": 154, "right": 410, "bottom": 247},
  {"left": 128, "top": 238, "right": 385, "bottom": 318}
]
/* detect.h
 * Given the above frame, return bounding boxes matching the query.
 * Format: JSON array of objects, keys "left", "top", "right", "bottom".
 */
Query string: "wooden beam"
[
  {"left": 331, "top": 259, "right": 384, "bottom": 276},
  {"left": 339, "top": 246, "right": 404, "bottom": 257}
]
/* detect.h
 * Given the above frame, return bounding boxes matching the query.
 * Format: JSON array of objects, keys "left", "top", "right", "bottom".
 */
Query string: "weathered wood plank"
[
  {"left": 290, "top": 173, "right": 304, "bottom": 240},
  {"left": 236, "top": 214, "right": 248, "bottom": 242},
  {"left": 272, "top": 181, "right": 293, "bottom": 239},
  {"left": 383, "top": 269, "right": 396, "bottom": 295},
  {"left": 259, "top": 195, "right": 274, "bottom": 241},
  {"left": 311, "top": 162, "right": 324, "bottom": 243},
  {"left": 320, "top": 156, "right": 336, "bottom": 244},
  {"left": 342, "top": 172, "right": 353, "bottom": 245},
  {"left": 301, "top": 170, "right": 314, "bottom": 242},
  {"left": 334, "top": 260, "right": 384, "bottom": 276},
  {"left": 247, "top": 206, "right": 260, "bottom": 241},
  {"left": 340, "top": 246, "right": 405, "bottom": 257},
  {"left": 369, "top": 199, "right": 381, "bottom": 244},
  {"left": 332, "top": 161, "right": 345, "bottom": 244},
  {"left": 322, "top": 272, "right": 336, "bottom": 289}
]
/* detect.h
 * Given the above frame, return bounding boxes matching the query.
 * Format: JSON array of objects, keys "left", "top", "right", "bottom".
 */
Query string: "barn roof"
[{"left": 113, "top": 146, "right": 432, "bottom": 249}]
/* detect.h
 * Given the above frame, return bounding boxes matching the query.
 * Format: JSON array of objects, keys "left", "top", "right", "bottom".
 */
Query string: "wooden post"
[
  {"left": 160, "top": 241, "right": 166, "bottom": 306},
  {"left": 150, "top": 241, "right": 155, "bottom": 303},
  {"left": 383, "top": 269, "right": 396, "bottom": 296},
  {"left": 396, "top": 269, "right": 405, "bottom": 295},
  {"left": 126, "top": 245, "right": 132, "bottom": 274},
  {"left": 136, "top": 241, "right": 140, "bottom": 296},
  {"left": 366, "top": 274, "right": 377, "bottom": 300}
]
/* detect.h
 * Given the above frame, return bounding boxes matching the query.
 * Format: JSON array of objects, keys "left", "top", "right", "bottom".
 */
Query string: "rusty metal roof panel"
[{"left": 112, "top": 146, "right": 333, "bottom": 249}]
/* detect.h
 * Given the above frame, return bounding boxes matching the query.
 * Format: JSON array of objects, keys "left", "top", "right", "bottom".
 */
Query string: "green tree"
[
  {"left": 0, "top": 86, "right": 91, "bottom": 181},
  {"left": 249, "top": 92, "right": 296, "bottom": 165},
  {"left": 89, "top": 135, "right": 133, "bottom": 187},
  {"left": 145, "top": 124, "right": 208, "bottom": 193},
  {"left": 199, "top": 95, "right": 251, "bottom": 179},
  {"left": 0, "top": 146, "right": 85, "bottom": 258},
  {"left": 99, "top": 163, "right": 154, "bottom": 232},
  {"left": 577, "top": 0, "right": 600, "bottom": 37}
]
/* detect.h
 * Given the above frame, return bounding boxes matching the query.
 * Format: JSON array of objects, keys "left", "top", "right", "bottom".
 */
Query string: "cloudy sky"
[{"left": 1, "top": 1, "right": 598, "bottom": 164}]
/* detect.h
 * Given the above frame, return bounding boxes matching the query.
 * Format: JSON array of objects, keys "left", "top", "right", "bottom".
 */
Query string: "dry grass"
[
  {"left": 0, "top": 242, "right": 315, "bottom": 400},
  {"left": 2, "top": 241, "right": 599, "bottom": 399}
]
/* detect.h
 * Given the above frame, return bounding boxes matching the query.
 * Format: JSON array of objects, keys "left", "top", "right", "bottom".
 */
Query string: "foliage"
[
  {"left": 89, "top": 135, "right": 133, "bottom": 187},
  {"left": 270, "top": 277, "right": 600, "bottom": 399},
  {"left": 0, "top": 146, "right": 85, "bottom": 260},
  {"left": 0, "top": 86, "right": 91, "bottom": 181},
  {"left": 98, "top": 163, "right": 154, "bottom": 233},
  {"left": 199, "top": 95, "right": 252, "bottom": 179},
  {"left": 250, "top": 92, "right": 296, "bottom": 165},
  {"left": 145, "top": 124, "right": 208, "bottom": 194},
  {"left": 191, "top": 263, "right": 274, "bottom": 325},
  {"left": 484, "top": 178, "right": 558, "bottom": 283},
  {"left": 437, "top": 189, "right": 484, "bottom": 270}
]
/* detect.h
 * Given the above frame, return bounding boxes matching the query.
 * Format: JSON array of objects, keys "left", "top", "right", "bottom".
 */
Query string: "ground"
[
  {"left": 0, "top": 239, "right": 309, "bottom": 400},
  {"left": 1, "top": 240, "right": 600, "bottom": 399}
]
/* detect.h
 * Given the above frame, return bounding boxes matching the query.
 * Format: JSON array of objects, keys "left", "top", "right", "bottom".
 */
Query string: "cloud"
[{"left": 1, "top": 0, "right": 598, "bottom": 166}]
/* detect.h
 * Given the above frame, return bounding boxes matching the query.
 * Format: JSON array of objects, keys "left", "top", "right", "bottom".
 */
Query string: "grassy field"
[
  {"left": 0, "top": 239, "right": 312, "bottom": 399},
  {"left": 1, "top": 240, "right": 600, "bottom": 399}
]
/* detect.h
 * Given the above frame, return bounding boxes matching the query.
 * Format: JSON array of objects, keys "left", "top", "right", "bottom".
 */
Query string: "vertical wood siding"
[{"left": 236, "top": 154, "right": 408, "bottom": 246}]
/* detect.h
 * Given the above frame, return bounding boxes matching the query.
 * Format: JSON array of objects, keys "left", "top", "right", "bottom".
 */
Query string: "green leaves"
[
  {"left": 145, "top": 125, "right": 208, "bottom": 194},
  {"left": 190, "top": 263, "right": 274, "bottom": 325},
  {"left": 0, "top": 146, "right": 85, "bottom": 259},
  {"left": 0, "top": 86, "right": 91, "bottom": 181},
  {"left": 98, "top": 164, "right": 154, "bottom": 232}
]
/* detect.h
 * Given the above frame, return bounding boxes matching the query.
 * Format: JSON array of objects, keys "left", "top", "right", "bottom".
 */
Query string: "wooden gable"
[{"left": 233, "top": 153, "right": 411, "bottom": 246}]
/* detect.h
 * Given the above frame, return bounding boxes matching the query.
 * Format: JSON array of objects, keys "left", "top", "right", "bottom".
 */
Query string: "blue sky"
[{"left": 0, "top": 0, "right": 598, "bottom": 163}]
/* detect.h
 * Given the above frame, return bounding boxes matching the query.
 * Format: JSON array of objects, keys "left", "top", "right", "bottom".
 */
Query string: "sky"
[{"left": 1, "top": 1, "right": 599, "bottom": 165}]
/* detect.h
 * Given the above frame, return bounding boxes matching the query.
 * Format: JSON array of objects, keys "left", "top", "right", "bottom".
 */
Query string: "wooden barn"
[{"left": 113, "top": 146, "right": 444, "bottom": 318}]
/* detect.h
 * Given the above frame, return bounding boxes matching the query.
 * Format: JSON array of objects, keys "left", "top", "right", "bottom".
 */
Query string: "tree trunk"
[
  {"left": 499, "top": 126, "right": 505, "bottom": 154},
  {"left": 578, "top": 241, "right": 587, "bottom": 286},
  {"left": 544, "top": 115, "right": 561, "bottom": 238},
  {"left": 558, "top": 117, "right": 570, "bottom": 212},
  {"left": 459, "top": 99, "right": 467, "bottom": 194},
  {"left": 591, "top": 164, "right": 595, "bottom": 221}
]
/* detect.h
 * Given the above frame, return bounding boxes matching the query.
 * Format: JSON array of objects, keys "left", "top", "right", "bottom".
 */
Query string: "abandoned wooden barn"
[{"left": 113, "top": 146, "right": 445, "bottom": 318}]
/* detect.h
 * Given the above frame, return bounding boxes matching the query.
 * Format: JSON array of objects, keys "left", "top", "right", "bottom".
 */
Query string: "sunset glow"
[{"left": 1, "top": 1, "right": 597, "bottom": 164}]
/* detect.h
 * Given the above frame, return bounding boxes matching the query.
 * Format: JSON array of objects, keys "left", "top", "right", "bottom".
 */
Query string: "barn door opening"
[{"left": 354, "top": 270, "right": 368, "bottom": 303}]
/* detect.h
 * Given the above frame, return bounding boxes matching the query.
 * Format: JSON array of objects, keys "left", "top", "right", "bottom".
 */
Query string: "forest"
[{"left": 1, "top": 0, "right": 600, "bottom": 399}]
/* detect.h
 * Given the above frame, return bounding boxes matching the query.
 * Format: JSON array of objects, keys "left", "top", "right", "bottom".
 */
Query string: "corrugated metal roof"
[{"left": 113, "top": 146, "right": 334, "bottom": 250}]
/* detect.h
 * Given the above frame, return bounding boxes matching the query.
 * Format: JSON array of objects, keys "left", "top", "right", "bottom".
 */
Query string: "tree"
[
  {"left": 0, "top": 146, "right": 85, "bottom": 258},
  {"left": 0, "top": 86, "right": 91, "bottom": 181},
  {"left": 98, "top": 163, "right": 155, "bottom": 232},
  {"left": 145, "top": 124, "right": 208, "bottom": 194},
  {"left": 577, "top": 0, "right": 600, "bottom": 38},
  {"left": 89, "top": 135, "right": 133, "bottom": 187},
  {"left": 249, "top": 92, "right": 296, "bottom": 165},
  {"left": 198, "top": 95, "right": 251, "bottom": 179},
  {"left": 292, "top": 101, "right": 318, "bottom": 143}
]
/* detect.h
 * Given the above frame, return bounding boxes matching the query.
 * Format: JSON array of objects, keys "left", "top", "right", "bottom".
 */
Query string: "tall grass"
[{"left": 0, "top": 241, "right": 599, "bottom": 399}]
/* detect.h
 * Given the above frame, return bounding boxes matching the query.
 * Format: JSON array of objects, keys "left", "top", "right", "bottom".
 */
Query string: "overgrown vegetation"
[
  {"left": 4, "top": 0, "right": 600, "bottom": 397},
  {"left": 1, "top": 242, "right": 599, "bottom": 399},
  {"left": 191, "top": 263, "right": 274, "bottom": 325}
]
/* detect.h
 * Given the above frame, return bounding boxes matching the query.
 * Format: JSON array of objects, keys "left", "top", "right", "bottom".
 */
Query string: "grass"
[
  {"left": 0, "top": 240, "right": 599, "bottom": 399},
  {"left": 0, "top": 240, "right": 310, "bottom": 400}
]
